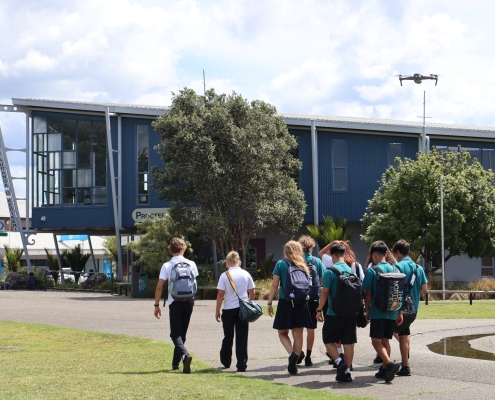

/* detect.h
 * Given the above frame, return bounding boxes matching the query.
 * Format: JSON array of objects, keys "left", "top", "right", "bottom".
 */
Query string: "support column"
[
  {"left": 88, "top": 235, "right": 97, "bottom": 272},
  {"left": 310, "top": 120, "right": 319, "bottom": 226},
  {"left": 53, "top": 233, "right": 64, "bottom": 283}
]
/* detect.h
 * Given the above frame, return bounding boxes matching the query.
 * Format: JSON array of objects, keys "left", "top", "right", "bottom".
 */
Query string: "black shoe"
[
  {"left": 373, "top": 354, "right": 382, "bottom": 364},
  {"left": 182, "top": 355, "right": 192, "bottom": 374},
  {"left": 375, "top": 366, "right": 386, "bottom": 379},
  {"left": 304, "top": 355, "right": 313, "bottom": 367},
  {"left": 288, "top": 352, "right": 298, "bottom": 375},
  {"left": 384, "top": 362, "right": 400, "bottom": 383},
  {"left": 237, "top": 368, "right": 246, "bottom": 372},
  {"left": 336, "top": 372, "right": 353, "bottom": 382},
  {"left": 336, "top": 361, "right": 348, "bottom": 381},
  {"left": 297, "top": 351, "right": 305, "bottom": 365},
  {"left": 396, "top": 365, "right": 411, "bottom": 376},
  {"left": 172, "top": 365, "right": 179, "bottom": 370},
  {"left": 326, "top": 352, "right": 335, "bottom": 365}
]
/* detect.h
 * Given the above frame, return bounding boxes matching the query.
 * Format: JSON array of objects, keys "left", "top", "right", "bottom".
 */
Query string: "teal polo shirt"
[
  {"left": 273, "top": 259, "right": 288, "bottom": 300},
  {"left": 321, "top": 261, "right": 352, "bottom": 316},
  {"left": 395, "top": 257, "right": 428, "bottom": 311},
  {"left": 362, "top": 261, "right": 399, "bottom": 321}
]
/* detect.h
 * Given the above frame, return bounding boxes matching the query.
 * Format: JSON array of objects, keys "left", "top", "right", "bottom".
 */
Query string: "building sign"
[
  {"left": 59, "top": 235, "right": 89, "bottom": 241},
  {"left": 132, "top": 208, "right": 169, "bottom": 222}
]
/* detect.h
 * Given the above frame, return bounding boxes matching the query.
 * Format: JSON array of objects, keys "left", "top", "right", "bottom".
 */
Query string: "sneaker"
[
  {"left": 375, "top": 366, "right": 386, "bottom": 379},
  {"left": 304, "top": 355, "right": 313, "bottom": 367},
  {"left": 237, "top": 367, "right": 246, "bottom": 372},
  {"left": 333, "top": 354, "right": 345, "bottom": 369},
  {"left": 373, "top": 354, "right": 382, "bottom": 364},
  {"left": 336, "top": 361, "right": 348, "bottom": 381},
  {"left": 384, "top": 362, "right": 400, "bottom": 383},
  {"left": 182, "top": 355, "right": 192, "bottom": 374},
  {"left": 336, "top": 372, "right": 353, "bottom": 382},
  {"left": 396, "top": 365, "right": 411, "bottom": 376},
  {"left": 288, "top": 352, "right": 298, "bottom": 375},
  {"left": 297, "top": 351, "right": 305, "bottom": 365}
]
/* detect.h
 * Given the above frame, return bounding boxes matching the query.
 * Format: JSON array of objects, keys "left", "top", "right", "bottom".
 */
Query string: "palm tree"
[
  {"left": 62, "top": 245, "right": 91, "bottom": 285},
  {"left": 306, "top": 215, "right": 352, "bottom": 249},
  {"left": 44, "top": 248, "right": 59, "bottom": 281},
  {"left": 3, "top": 245, "right": 24, "bottom": 273}
]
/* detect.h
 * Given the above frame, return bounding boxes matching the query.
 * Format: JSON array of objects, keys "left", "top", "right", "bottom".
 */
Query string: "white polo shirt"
[
  {"left": 159, "top": 255, "right": 199, "bottom": 305},
  {"left": 323, "top": 254, "right": 364, "bottom": 280},
  {"left": 217, "top": 266, "right": 255, "bottom": 310}
]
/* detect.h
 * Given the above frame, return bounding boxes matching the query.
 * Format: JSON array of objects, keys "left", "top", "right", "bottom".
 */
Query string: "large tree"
[
  {"left": 361, "top": 148, "right": 495, "bottom": 272},
  {"left": 151, "top": 88, "right": 306, "bottom": 264}
]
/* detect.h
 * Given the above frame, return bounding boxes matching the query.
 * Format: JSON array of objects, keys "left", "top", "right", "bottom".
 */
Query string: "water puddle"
[{"left": 428, "top": 334, "right": 495, "bottom": 361}]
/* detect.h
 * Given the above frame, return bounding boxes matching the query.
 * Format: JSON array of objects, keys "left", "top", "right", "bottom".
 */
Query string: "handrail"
[{"left": 424, "top": 289, "right": 495, "bottom": 305}]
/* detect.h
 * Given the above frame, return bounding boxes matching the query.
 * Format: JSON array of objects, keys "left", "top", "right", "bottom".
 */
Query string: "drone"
[{"left": 399, "top": 73, "right": 438, "bottom": 86}]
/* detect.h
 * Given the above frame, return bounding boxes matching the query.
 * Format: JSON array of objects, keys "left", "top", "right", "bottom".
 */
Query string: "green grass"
[
  {"left": 0, "top": 321, "right": 371, "bottom": 400},
  {"left": 417, "top": 301, "right": 495, "bottom": 319}
]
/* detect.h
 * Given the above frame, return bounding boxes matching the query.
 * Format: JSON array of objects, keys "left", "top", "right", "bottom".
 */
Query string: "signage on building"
[
  {"left": 132, "top": 208, "right": 169, "bottom": 222},
  {"left": 59, "top": 235, "right": 89, "bottom": 241}
]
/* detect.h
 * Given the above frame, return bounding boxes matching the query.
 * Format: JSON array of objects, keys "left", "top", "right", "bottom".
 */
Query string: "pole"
[
  {"left": 422, "top": 91, "right": 426, "bottom": 153},
  {"left": 440, "top": 175, "right": 445, "bottom": 300}
]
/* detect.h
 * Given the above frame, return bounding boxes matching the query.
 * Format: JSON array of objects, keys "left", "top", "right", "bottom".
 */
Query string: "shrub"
[
  {"left": 197, "top": 266, "right": 212, "bottom": 286},
  {"left": 469, "top": 278, "right": 495, "bottom": 299},
  {"left": 254, "top": 278, "right": 278, "bottom": 301}
]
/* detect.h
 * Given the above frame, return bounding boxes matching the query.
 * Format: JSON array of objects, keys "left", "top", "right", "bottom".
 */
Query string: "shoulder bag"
[{"left": 225, "top": 270, "right": 263, "bottom": 323}]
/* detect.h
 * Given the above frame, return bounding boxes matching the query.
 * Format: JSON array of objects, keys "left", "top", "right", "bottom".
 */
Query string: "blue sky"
[{"left": 1, "top": 0, "right": 495, "bottom": 195}]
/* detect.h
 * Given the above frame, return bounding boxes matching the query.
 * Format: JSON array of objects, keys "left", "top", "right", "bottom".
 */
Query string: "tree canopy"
[
  {"left": 151, "top": 88, "right": 306, "bottom": 262},
  {"left": 361, "top": 148, "right": 495, "bottom": 271}
]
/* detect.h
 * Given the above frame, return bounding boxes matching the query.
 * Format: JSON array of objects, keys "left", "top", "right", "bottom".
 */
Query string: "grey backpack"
[{"left": 168, "top": 262, "right": 197, "bottom": 301}]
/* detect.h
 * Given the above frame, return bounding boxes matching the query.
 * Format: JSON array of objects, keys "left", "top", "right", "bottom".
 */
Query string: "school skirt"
[{"left": 273, "top": 298, "right": 313, "bottom": 330}]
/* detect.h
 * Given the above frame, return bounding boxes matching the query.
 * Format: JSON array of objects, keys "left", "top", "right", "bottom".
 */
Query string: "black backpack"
[
  {"left": 394, "top": 263, "right": 418, "bottom": 333},
  {"left": 373, "top": 265, "right": 406, "bottom": 312},
  {"left": 306, "top": 256, "right": 320, "bottom": 300},
  {"left": 284, "top": 258, "right": 311, "bottom": 306},
  {"left": 328, "top": 266, "right": 363, "bottom": 317}
]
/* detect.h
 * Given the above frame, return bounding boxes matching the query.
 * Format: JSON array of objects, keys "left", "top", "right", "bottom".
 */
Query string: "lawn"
[{"left": 0, "top": 321, "right": 372, "bottom": 400}]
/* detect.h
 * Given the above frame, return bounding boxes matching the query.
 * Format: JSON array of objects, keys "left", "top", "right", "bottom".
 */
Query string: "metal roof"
[{"left": 12, "top": 98, "right": 169, "bottom": 117}]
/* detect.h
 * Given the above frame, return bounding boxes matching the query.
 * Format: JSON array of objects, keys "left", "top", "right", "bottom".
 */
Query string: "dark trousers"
[
  {"left": 169, "top": 300, "right": 194, "bottom": 367},
  {"left": 220, "top": 308, "right": 249, "bottom": 370}
]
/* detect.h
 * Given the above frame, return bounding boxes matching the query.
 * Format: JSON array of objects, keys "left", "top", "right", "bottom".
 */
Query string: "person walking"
[
  {"left": 215, "top": 251, "right": 255, "bottom": 372},
  {"left": 267, "top": 240, "right": 312, "bottom": 375},
  {"left": 154, "top": 237, "right": 198, "bottom": 374},
  {"left": 392, "top": 239, "right": 428, "bottom": 376}
]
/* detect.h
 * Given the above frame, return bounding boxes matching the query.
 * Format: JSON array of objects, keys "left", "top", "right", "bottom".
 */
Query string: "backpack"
[
  {"left": 394, "top": 263, "right": 418, "bottom": 333},
  {"left": 284, "top": 258, "right": 311, "bottom": 305},
  {"left": 328, "top": 266, "right": 363, "bottom": 317},
  {"left": 306, "top": 256, "right": 321, "bottom": 300},
  {"left": 373, "top": 265, "right": 406, "bottom": 312},
  {"left": 168, "top": 261, "right": 197, "bottom": 301}
]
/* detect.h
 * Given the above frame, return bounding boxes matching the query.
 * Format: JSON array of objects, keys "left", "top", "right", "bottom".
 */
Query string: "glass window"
[
  {"left": 482, "top": 149, "right": 495, "bottom": 171},
  {"left": 93, "top": 122, "right": 107, "bottom": 187},
  {"left": 137, "top": 125, "right": 149, "bottom": 203},
  {"left": 63, "top": 188, "right": 75, "bottom": 204},
  {"left": 482, "top": 257, "right": 493, "bottom": 267},
  {"left": 93, "top": 187, "right": 107, "bottom": 205},
  {"left": 34, "top": 117, "right": 46, "bottom": 133},
  {"left": 63, "top": 119, "right": 76, "bottom": 151},
  {"left": 48, "top": 118, "right": 61, "bottom": 133},
  {"left": 47, "top": 133, "right": 61, "bottom": 151},
  {"left": 289, "top": 136, "right": 300, "bottom": 188},
  {"left": 388, "top": 143, "right": 403, "bottom": 166},
  {"left": 481, "top": 267, "right": 494, "bottom": 277},
  {"left": 465, "top": 148, "right": 481, "bottom": 165},
  {"left": 77, "top": 169, "right": 91, "bottom": 187},
  {"left": 78, "top": 121, "right": 91, "bottom": 168},
  {"left": 63, "top": 170, "right": 76, "bottom": 187},
  {"left": 63, "top": 152, "right": 76, "bottom": 169},
  {"left": 332, "top": 139, "right": 347, "bottom": 191}
]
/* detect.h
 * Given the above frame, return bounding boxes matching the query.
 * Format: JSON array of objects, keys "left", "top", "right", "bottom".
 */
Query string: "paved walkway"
[{"left": 1, "top": 291, "right": 495, "bottom": 399}]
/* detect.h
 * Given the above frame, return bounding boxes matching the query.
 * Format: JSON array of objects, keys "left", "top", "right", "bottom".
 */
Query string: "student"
[
  {"left": 392, "top": 239, "right": 428, "bottom": 376},
  {"left": 154, "top": 237, "right": 199, "bottom": 374},
  {"left": 362, "top": 241, "right": 403, "bottom": 383},
  {"left": 316, "top": 241, "right": 357, "bottom": 383},
  {"left": 297, "top": 235, "right": 324, "bottom": 367},
  {"left": 215, "top": 251, "right": 255, "bottom": 372},
  {"left": 26, "top": 272, "right": 37, "bottom": 290},
  {"left": 267, "top": 240, "right": 312, "bottom": 375}
]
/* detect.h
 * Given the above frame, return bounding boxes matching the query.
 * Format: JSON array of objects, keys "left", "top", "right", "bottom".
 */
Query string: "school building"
[{"left": 1, "top": 98, "right": 495, "bottom": 283}]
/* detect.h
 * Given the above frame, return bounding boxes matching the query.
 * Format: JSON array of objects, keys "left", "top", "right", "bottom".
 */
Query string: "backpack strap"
[
  {"left": 328, "top": 266, "right": 343, "bottom": 276},
  {"left": 372, "top": 265, "right": 384, "bottom": 274},
  {"left": 225, "top": 270, "right": 240, "bottom": 299}
]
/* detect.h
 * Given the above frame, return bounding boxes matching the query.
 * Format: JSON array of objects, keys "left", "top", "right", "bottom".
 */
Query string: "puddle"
[{"left": 428, "top": 334, "right": 495, "bottom": 361}]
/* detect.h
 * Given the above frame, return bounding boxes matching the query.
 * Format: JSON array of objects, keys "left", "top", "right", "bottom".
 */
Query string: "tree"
[
  {"left": 361, "top": 148, "right": 495, "bottom": 272},
  {"left": 3, "top": 245, "right": 23, "bottom": 273},
  {"left": 62, "top": 245, "right": 91, "bottom": 284},
  {"left": 306, "top": 215, "right": 352, "bottom": 249},
  {"left": 127, "top": 214, "right": 192, "bottom": 274},
  {"left": 102, "top": 237, "right": 119, "bottom": 266},
  {"left": 44, "top": 248, "right": 59, "bottom": 281},
  {"left": 151, "top": 88, "right": 306, "bottom": 265}
]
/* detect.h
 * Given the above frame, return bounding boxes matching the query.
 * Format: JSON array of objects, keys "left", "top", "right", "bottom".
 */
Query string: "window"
[
  {"left": 481, "top": 268, "right": 494, "bottom": 277},
  {"left": 32, "top": 116, "right": 107, "bottom": 207},
  {"left": 388, "top": 143, "right": 403, "bottom": 166},
  {"left": 137, "top": 125, "right": 149, "bottom": 204},
  {"left": 482, "top": 149, "right": 495, "bottom": 171},
  {"left": 332, "top": 139, "right": 347, "bottom": 191},
  {"left": 465, "top": 147, "right": 481, "bottom": 166},
  {"left": 482, "top": 257, "right": 493, "bottom": 267}
]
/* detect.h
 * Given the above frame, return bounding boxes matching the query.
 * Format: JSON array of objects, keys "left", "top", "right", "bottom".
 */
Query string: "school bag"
[
  {"left": 284, "top": 258, "right": 311, "bottom": 305},
  {"left": 373, "top": 265, "right": 406, "bottom": 312},
  {"left": 328, "top": 266, "right": 363, "bottom": 317},
  {"left": 394, "top": 263, "right": 418, "bottom": 333},
  {"left": 306, "top": 256, "right": 321, "bottom": 300},
  {"left": 168, "top": 261, "right": 197, "bottom": 301}
]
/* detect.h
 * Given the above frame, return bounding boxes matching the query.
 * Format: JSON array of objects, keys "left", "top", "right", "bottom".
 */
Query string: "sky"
[{"left": 1, "top": 0, "right": 495, "bottom": 196}]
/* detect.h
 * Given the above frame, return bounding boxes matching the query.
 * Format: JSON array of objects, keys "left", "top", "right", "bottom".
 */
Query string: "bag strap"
[
  {"left": 372, "top": 265, "right": 384, "bottom": 274},
  {"left": 328, "top": 266, "right": 342, "bottom": 276},
  {"left": 225, "top": 270, "right": 240, "bottom": 299}
]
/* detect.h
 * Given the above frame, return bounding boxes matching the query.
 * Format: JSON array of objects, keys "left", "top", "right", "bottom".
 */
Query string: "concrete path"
[{"left": 1, "top": 291, "right": 495, "bottom": 399}]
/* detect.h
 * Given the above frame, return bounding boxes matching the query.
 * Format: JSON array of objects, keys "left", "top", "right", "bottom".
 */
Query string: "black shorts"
[
  {"left": 308, "top": 300, "right": 318, "bottom": 329},
  {"left": 398, "top": 326, "right": 411, "bottom": 336},
  {"left": 322, "top": 315, "right": 357, "bottom": 345},
  {"left": 370, "top": 318, "right": 396, "bottom": 339},
  {"left": 273, "top": 298, "right": 312, "bottom": 330}
]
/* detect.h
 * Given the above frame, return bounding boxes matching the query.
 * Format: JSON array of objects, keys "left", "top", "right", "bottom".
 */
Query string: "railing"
[{"left": 424, "top": 290, "right": 495, "bottom": 305}]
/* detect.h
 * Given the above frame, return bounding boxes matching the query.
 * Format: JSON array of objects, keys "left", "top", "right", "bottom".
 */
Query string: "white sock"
[
  {"left": 336, "top": 357, "right": 342, "bottom": 365},
  {"left": 345, "top": 368, "right": 350, "bottom": 374},
  {"left": 337, "top": 347, "right": 343, "bottom": 354}
]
